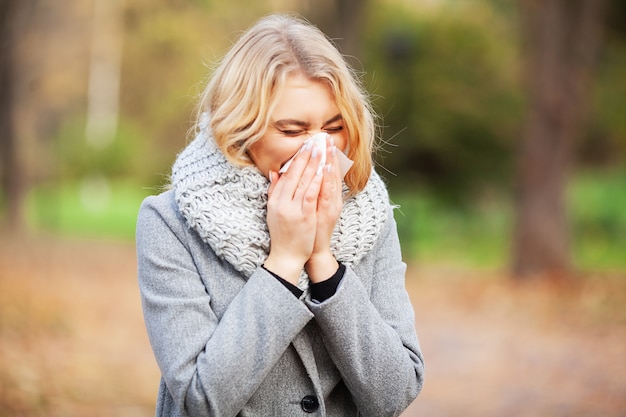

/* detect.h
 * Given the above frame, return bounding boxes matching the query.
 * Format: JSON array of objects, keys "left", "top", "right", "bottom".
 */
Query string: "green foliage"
[
  {"left": 23, "top": 170, "right": 624, "bottom": 272},
  {"left": 51, "top": 116, "right": 171, "bottom": 189},
  {"left": 26, "top": 180, "right": 153, "bottom": 240},
  {"left": 121, "top": 3, "right": 215, "bottom": 176},
  {"left": 362, "top": 1, "right": 523, "bottom": 200},
  {"left": 393, "top": 169, "right": 626, "bottom": 271},
  {"left": 392, "top": 188, "right": 511, "bottom": 268},
  {"left": 569, "top": 168, "right": 626, "bottom": 270},
  {"left": 39, "top": 0, "right": 623, "bottom": 206},
  {"left": 11, "top": 0, "right": 625, "bottom": 277},
  {"left": 585, "top": 39, "right": 626, "bottom": 166},
  {"left": 54, "top": 119, "right": 136, "bottom": 178},
  {"left": 118, "top": 1, "right": 306, "bottom": 190}
]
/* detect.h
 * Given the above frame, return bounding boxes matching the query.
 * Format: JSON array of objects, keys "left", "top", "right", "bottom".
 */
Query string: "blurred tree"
[
  {"left": 1, "top": 0, "right": 93, "bottom": 230},
  {"left": 512, "top": 0, "right": 608, "bottom": 279},
  {"left": 0, "top": 0, "right": 27, "bottom": 230},
  {"left": 85, "top": 0, "right": 123, "bottom": 149},
  {"left": 582, "top": 0, "right": 626, "bottom": 167},
  {"left": 360, "top": 2, "right": 521, "bottom": 200},
  {"left": 304, "top": 0, "right": 368, "bottom": 61}
]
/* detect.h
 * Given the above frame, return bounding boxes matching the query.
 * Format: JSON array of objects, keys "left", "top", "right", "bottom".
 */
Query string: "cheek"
[
  {"left": 333, "top": 132, "right": 349, "bottom": 153},
  {"left": 275, "top": 142, "right": 302, "bottom": 164},
  {"left": 252, "top": 139, "right": 301, "bottom": 171}
]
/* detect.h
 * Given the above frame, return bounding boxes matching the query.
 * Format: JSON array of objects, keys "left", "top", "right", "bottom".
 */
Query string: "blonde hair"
[{"left": 196, "top": 13, "right": 377, "bottom": 194}]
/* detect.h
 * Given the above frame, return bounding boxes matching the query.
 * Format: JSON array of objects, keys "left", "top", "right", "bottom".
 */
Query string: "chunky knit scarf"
[{"left": 171, "top": 118, "right": 390, "bottom": 292}]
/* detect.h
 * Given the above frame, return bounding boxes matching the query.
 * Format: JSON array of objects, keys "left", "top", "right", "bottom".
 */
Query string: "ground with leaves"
[{"left": 0, "top": 235, "right": 624, "bottom": 417}]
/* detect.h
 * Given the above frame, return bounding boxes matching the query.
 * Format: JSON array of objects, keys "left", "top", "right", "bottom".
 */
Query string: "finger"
[
  {"left": 318, "top": 148, "right": 343, "bottom": 209},
  {"left": 292, "top": 142, "right": 324, "bottom": 201},
  {"left": 325, "top": 146, "right": 342, "bottom": 187},
  {"left": 271, "top": 142, "right": 311, "bottom": 201},
  {"left": 302, "top": 168, "right": 323, "bottom": 213},
  {"left": 319, "top": 164, "right": 337, "bottom": 206},
  {"left": 331, "top": 143, "right": 343, "bottom": 180},
  {"left": 267, "top": 170, "right": 279, "bottom": 199},
  {"left": 277, "top": 141, "right": 315, "bottom": 199}
]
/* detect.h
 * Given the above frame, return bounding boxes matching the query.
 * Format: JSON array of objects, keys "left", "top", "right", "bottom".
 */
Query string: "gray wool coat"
[{"left": 136, "top": 190, "right": 424, "bottom": 417}]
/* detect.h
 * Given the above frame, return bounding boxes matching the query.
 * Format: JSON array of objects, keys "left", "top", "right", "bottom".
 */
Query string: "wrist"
[
  {"left": 264, "top": 253, "right": 304, "bottom": 286},
  {"left": 306, "top": 251, "right": 338, "bottom": 283}
]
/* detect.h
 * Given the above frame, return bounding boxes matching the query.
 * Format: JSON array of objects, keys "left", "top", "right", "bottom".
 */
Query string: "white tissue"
[{"left": 278, "top": 132, "right": 354, "bottom": 178}]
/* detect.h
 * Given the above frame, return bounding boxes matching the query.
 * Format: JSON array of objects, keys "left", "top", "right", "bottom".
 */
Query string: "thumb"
[{"left": 267, "top": 170, "right": 279, "bottom": 198}]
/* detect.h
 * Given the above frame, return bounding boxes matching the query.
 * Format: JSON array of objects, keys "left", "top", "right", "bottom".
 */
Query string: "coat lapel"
[{"left": 291, "top": 325, "right": 327, "bottom": 415}]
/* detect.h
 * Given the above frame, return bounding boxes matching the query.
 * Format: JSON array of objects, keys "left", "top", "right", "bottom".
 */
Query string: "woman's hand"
[
  {"left": 264, "top": 142, "right": 323, "bottom": 286},
  {"left": 306, "top": 139, "right": 343, "bottom": 283}
]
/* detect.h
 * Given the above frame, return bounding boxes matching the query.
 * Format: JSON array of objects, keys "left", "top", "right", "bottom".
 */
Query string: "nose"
[
  {"left": 307, "top": 131, "right": 329, "bottom": 139},
  {"left": 306, "top": 131, "right": 332, "bottom": 145}
]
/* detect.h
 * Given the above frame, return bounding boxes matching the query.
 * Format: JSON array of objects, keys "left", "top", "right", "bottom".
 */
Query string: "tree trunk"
[
  {"left": 334, "top": 0, "right": 367, "bottom": 59},
  {"left": 303, "top": 0, "right": 367, "bottom": 61},
  {"left": 85, "top": 0, "right": 123, "bottom": 148},
  {"left": 0, "top": 0, "right": 25, "bottom": 231},
  {"left": 512, "top": 0, "right": 607, "bottom": 279}
]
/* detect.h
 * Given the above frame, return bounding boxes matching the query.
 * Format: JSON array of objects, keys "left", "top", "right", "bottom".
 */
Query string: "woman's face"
[{"left": 248, "top": 72, "right": 348, "bottom": 178}]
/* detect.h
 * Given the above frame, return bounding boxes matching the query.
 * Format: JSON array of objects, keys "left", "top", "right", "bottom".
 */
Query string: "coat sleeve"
[
  {"left": 136, "top": 192, "right": 314, "bottom": 417},
  {"left": 306, "top": 206, "right": 425, "bottom": 417}
]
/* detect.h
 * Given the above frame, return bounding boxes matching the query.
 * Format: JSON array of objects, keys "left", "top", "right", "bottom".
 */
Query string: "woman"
[{"left": 136, "top": 13, "right": 424, "bottom": 417}]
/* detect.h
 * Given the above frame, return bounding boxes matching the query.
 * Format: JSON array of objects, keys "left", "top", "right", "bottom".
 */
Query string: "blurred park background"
[{"left": 0, "top": 0, "right": 625, "bottom": 416}]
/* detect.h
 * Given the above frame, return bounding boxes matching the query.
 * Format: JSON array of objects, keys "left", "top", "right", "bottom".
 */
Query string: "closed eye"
[
  {"left": 280, "top": 129, "right": 306, "bottom": 136},
  {"left": 324, "top": 126, "right": 344, "bottom": 133}
]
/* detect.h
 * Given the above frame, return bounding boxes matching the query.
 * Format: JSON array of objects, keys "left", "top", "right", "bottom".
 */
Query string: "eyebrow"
[
  {"left": 273, "top": 119, "right": 311, "bottom": 129},
  {"left": 324, "top": 114, "right": 343, "bottom": 126},
  {"left": 273, "top": 114, "right": 343, "bottom": 129}
]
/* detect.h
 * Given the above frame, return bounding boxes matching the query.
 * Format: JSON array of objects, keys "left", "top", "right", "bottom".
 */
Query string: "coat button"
[{"left": 300, "top": 395, "right": 319, "bottom": 413}]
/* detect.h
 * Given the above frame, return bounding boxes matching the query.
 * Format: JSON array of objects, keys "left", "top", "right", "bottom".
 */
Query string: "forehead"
[{"left": 270, "top": 73, "right": 339, "bottom": 120}]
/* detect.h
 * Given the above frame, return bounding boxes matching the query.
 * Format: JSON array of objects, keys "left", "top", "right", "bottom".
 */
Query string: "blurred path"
[
  {"left": 0, "top": 237, "right": 624, "bottom": 416},
  {"left": 402, "top": 265, "right": 626, "bottom": 417},
  {"left": 0, "top": 235, "right": 159, "bottom": 417}
]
